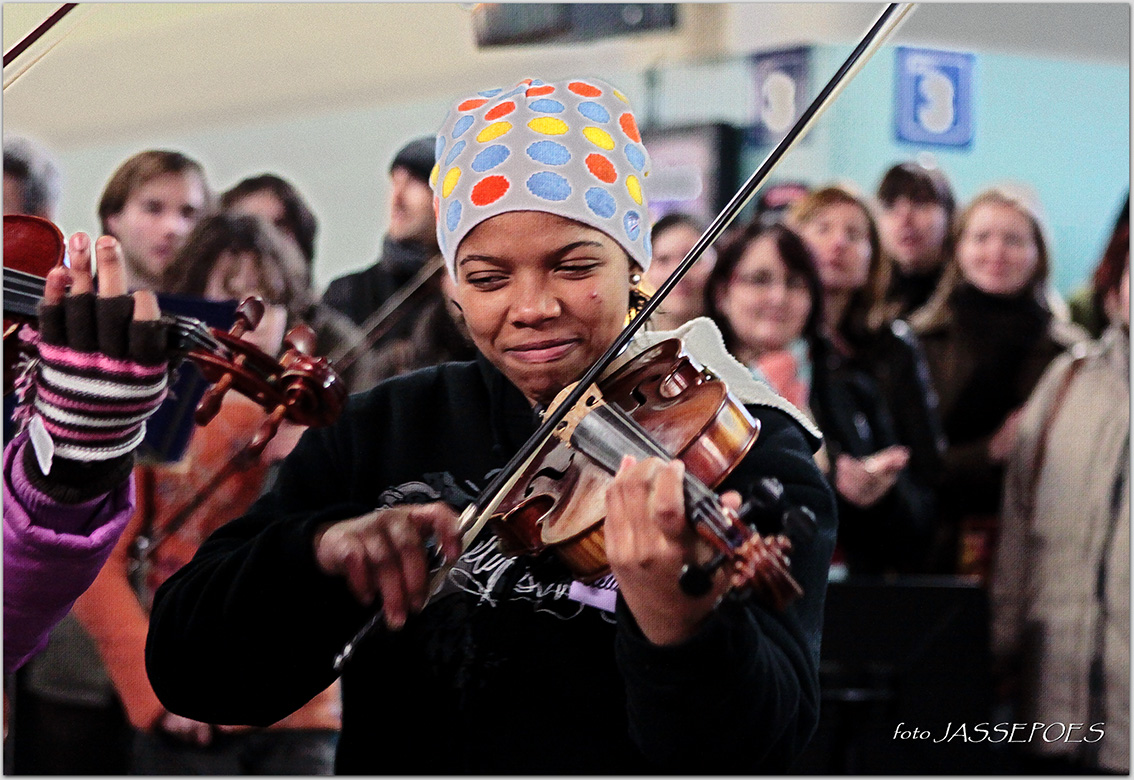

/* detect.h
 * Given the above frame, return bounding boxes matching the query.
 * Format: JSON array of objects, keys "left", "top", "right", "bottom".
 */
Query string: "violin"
[
  {"left": 491, "top": 338, "right": 812, "bottom": 606},
  {"left": 3, "top": 213, "right": 348, "bottom": 447}
]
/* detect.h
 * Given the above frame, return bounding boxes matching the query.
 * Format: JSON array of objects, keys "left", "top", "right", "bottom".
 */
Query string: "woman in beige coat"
[{"left": 991, "top": 232, "right": 1129, "bottom": 773}]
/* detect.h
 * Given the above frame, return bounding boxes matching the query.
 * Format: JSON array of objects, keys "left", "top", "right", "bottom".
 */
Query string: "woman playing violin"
[{"left": 140, "top": 77, "right": 836, "bottom": 773}]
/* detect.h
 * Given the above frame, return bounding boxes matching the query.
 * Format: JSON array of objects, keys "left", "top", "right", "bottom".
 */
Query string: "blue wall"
[{"left": 745, "top": 44, "right": 1129, "bottom": 297}]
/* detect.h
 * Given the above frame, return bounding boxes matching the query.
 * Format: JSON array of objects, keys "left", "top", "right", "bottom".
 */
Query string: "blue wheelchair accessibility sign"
[{"left": 895, "top": 47, "right": 975, "bottom": 147}]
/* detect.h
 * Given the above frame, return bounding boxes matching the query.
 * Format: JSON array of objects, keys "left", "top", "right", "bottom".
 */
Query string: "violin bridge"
[{"left": 548, "top": 382, "right": 606, "bottom": 445}]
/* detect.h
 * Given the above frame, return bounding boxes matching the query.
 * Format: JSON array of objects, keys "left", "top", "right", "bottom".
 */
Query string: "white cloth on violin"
[{"left": 621, "top": 315, "right": 823, "bottom": 445}]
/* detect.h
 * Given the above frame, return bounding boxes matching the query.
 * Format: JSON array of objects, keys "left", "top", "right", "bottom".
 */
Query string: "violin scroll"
[
  {"left": 679, "top": 476, "right": 817, "bottom": 606},
  {"left": 190, "top": 303, "right": 347, "bottom": 446}
]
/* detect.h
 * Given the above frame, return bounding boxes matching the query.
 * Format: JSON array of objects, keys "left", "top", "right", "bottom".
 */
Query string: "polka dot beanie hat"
[{"left": 431, "top": 77, "right": 652, "bottom": 278}]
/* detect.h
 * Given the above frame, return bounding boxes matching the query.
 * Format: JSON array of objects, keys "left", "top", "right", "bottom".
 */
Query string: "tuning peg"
[
  {"left": 737, "top": 477, "right": 813, "bottom": 542},
  {"left": 195, "top": 373, "right": 232, "bottom": 426},
  {"left": 679, "top": 553, "right": 726, "bottom": 597},
  {"left": 233, "top": 296, "right": 265, "bottom": 337},
  {"left": 244, "top": 405, "right": 288, "bottom": 461},
  {"left": 783, "top": 505, "right": 817, "bottom": 542},
  {"left": 284, "top": 323, "right": 318, "bottom": 356}
]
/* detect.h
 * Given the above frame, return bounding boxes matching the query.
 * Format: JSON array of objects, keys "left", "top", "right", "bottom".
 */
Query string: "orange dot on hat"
[
  {"left": 619, "top": 113, "right": 641, "bottom": 143},
  {"left": 471, "top": 175, "right": 510, "bottom": 206},
  {"left": 568, "top": 81, "right": 602, "bottom": 98},
  {"left": 485, "top": 101, "right": 516, "bottom": 120},
  {"left": 586, "top": 154, "right": 617, "bottom": 184},
  {"left": 526, "top": 85, "right": 556, "bottom": 97},
  {"left": 458, "top": 98, "right": 488, "bottom": 112}
]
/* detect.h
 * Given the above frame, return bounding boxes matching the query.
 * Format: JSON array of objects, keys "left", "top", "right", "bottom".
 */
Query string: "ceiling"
[{"left": 4, "top": 3, "right": 1129, "bottom": 150}]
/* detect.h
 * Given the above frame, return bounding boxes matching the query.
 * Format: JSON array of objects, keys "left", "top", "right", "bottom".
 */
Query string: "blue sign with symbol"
[
  {"left": 895, "top": 47, "right": 975, "bottom": 147},
  {"left": 748, "top": 47, "right": 810, "bottom": 146}
]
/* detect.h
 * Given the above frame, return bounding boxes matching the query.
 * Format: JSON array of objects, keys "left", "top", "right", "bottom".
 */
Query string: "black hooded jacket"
[{"left": 146, "top": 355, "right": 836, "bottom": 774}]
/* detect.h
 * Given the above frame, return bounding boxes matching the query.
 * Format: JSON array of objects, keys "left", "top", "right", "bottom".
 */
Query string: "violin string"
[
  {"left": 0, "top": 301, "right": 230, "bottom": 359},
  {"left": 5, "top": 267, "right": 49, "bottom": 285},
  {"left": 575, "top": 402, "right": 742, "bottom": 549},
  {"left": 168, "top": 315, "right": 228, "bottom": 356},
  {"left": 3, "top": 286, "right": 43, "bottom": 304}
]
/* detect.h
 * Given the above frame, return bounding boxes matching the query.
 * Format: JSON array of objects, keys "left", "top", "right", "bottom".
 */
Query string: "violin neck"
[
  {"left": 4, "top": 266, "right": 47, "bottom": 318},
  {"left": 2, "top": 264, "right": 227, "bottom": 360},
  {"left": 569, "top": 404, "right": 737, "bottom": 546}
]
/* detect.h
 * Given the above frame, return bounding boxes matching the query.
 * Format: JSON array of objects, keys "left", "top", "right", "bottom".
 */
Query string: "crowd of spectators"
[{"left": 3, "top": 121, "right": 1127, "bottom": 775}]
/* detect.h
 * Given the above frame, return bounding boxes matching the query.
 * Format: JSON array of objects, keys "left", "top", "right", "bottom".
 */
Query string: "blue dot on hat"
[
  {"left": 446, "top": 200, "right": 462, "bottom": 232},
  {"left": 577, "top": 102, "right": 611, "bottom": 123},
  {"left": 584, "top": 187, "right": 616, "bottom": 218},
  {"left": 444, "top": 140, "right": 467, "bottom": 166},
  {"left": 434, "top": 136, "right": 446, "bottom": 161},
  {"left": 526, "top": 141, "right": 571, "bottom": 166},
  {"left": 529, "top": 99, "right": 565, "bottom": 114},
  {"left": 498, "top": 85, "right": 527, "bottom": 100},
  {"left": 624, "top": 210, "right": 641, "bottom": 241},
  {"left": 527, "top": 171, "right": 572, "bottom": 202},
  {"left": 453, "top": 115, "right": 475, "bottom": 139},
  {"left": 471, "top": 144, "right": 511, "bottom": 172},
  {"left": 624, "top": 143, "right": 646, "bottom": 172},
  {"left": 479, "top": 88, "right": 503, "bottom": 97}
]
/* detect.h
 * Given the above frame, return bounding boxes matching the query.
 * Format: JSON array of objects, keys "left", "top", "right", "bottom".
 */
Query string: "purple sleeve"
[{"left": 3, "top": 432, "right": 134, "bottom": 673}]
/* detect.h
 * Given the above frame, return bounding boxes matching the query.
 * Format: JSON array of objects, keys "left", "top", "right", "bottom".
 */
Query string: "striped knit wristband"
[{"left": 18, "top": 328, "right": 169, "bottom": 471}]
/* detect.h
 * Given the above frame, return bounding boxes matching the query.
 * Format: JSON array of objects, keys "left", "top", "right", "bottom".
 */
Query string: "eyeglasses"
[{"left": 731, "top": 270, "right": 810, "bottom": 292}]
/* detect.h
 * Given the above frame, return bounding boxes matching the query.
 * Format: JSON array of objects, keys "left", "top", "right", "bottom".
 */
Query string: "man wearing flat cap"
[{"left": 323, "top": 137, "right": 440, "bottom": 327}]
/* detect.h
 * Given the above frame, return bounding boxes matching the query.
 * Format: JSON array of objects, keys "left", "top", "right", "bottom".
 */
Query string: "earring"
[{"left": 626, "top": 273, "right": 652, "bottom": 323}]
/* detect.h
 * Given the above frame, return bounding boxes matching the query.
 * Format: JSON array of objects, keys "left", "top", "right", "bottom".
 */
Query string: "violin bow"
[
  {"left": 328, "top": 255, "right": 446, "bottom": 374},
  {"left": 457, "top": 2, "right": 916, "bottom": 536},
  {"left": 335, "top": 2, "right": 916, "bottom": 669},
  {"left": 3, "top": 3, "right": 85, "bottom": 91}
]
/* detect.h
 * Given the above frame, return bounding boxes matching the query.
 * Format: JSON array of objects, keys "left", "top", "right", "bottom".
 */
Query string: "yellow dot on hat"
[
  {"left": 583, "top": 127, "right": 615, "bottom": 151},
  {"left": 528, "top": 117, "right": 569, "bottom": 136},
  {"left": 626, "top": 175, "right": 643, "bottom": 205},
  {"left": 442, "top": 167, "right": 462, "bottom": 198},
  {"left": 613, "top": 89, "right": 629, "bottom": 103},
  {"left": 477, "top": 122, "right": 513, "bottom": 143},
  {"left": 430, "top": 163, "right": 440, "bottom": 187}
]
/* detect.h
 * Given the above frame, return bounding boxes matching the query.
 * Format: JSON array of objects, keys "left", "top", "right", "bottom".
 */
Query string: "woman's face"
[
  {"left": 228, "top": 189, "right": 290, "bottom": 240},
  {"left": 877, "top": 196, "right": 949, "bottom": 273},
  {"left": 796, "top": 202, "right": 873, "bottom": 294},
  {"left": 453, "top": 211, "right": 631, "bottom": 407},
  {"left": 1105, "top": 257, "right": 1130, "bottom": 329},
  {"left": 204, "top": 248, "right": 288, "bottom": 356},
  {"left": 956, "top": 202, "right": 1040, "bottom": 296},
  {"left": 644, "top": 222, "right": 714, "bottom": 320},
  {"left": 717, "top": 234, "right": 812, "bottom": 356}
]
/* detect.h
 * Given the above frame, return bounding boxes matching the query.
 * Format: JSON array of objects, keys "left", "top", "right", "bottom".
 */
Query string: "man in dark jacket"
[{"left": 321, "top": 136, "right": 439, "bottom": 330}]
